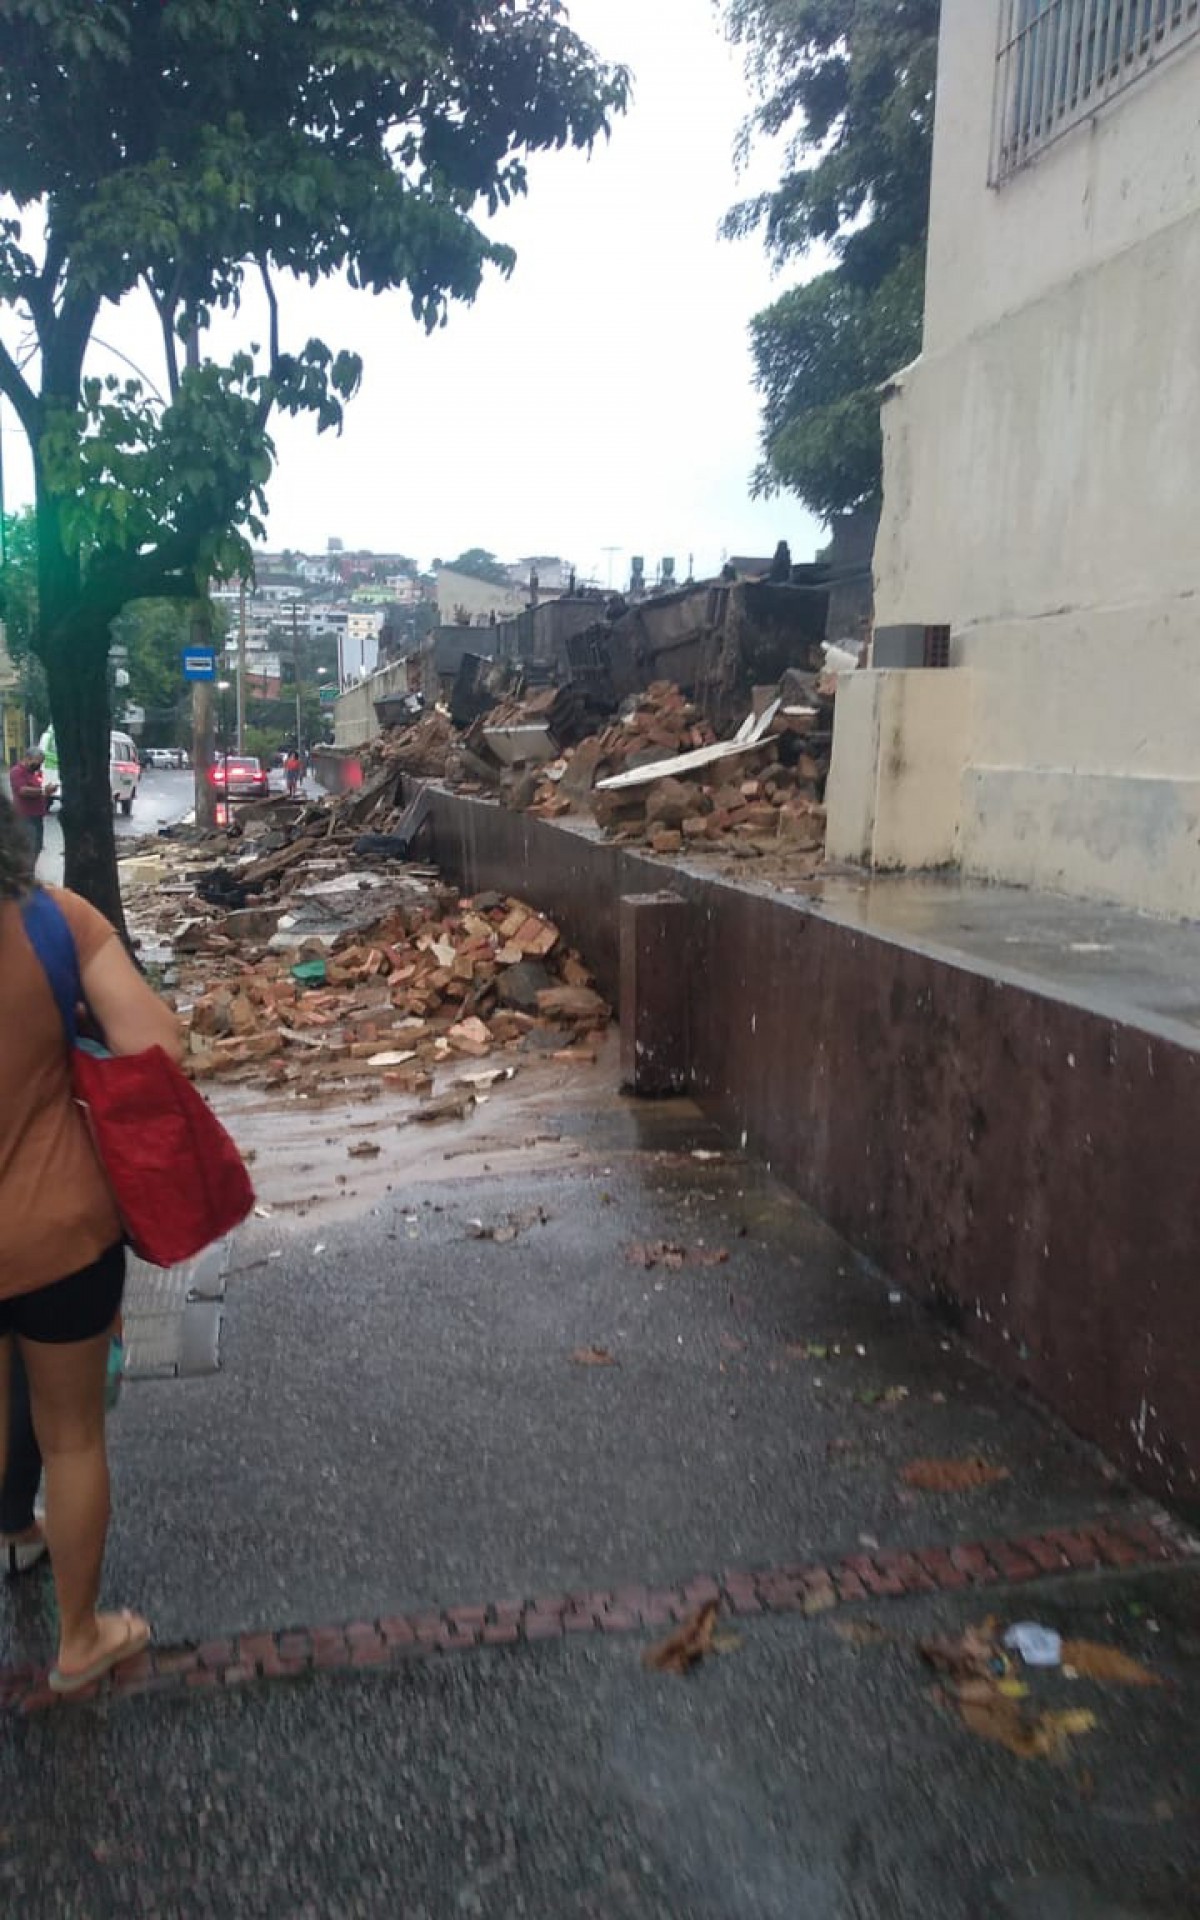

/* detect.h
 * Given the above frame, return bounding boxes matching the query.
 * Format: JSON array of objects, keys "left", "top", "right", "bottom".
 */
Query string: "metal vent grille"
[
  {"left": 923, "top": 626, "right": 951, "bottom": 669},
  {"left": 991, "top": 0, "right": 1200, "bottom": 184}
]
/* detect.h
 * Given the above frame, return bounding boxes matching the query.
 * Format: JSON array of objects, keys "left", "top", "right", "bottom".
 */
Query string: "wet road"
[{"left": 38, "top": 767, "right": 196, "bottom": 886}]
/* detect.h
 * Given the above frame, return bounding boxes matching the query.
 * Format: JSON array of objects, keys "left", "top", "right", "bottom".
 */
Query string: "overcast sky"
[{"left": 0, "top": 0, "right": 822, "bottom": 585}]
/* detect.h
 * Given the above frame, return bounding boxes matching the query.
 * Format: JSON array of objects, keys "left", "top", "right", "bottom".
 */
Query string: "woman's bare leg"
[{"left": 20, "top": 1329, "right": 145, "bottom": 1672}]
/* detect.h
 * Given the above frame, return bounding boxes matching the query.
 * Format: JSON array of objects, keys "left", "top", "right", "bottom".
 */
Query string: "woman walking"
[{"left": 0, "top": 790, "right": 181, "bottom": 1690}]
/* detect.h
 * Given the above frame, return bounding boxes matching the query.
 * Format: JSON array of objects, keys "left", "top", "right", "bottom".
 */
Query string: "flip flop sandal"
[
  {"left": 48, "top": 1611, "right": 152, "bottom": 1696},
  {"left": 3, "top": 1535, "right": 47, "bottom": 1577}
]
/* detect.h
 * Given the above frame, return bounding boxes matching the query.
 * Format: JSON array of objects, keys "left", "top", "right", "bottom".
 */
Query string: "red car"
[{"left": 208, "top": 755, "right": 270, "bottom": 800}]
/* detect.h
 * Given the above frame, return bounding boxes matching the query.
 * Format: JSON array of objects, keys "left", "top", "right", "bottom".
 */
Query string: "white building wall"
[{"left": 830, "top": 0, "right": 1200, "bottom": 918}]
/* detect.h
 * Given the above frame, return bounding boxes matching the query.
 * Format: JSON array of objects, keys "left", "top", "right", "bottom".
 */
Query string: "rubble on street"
[
  {"left": 117, "top": 663, "right": 842, "bottom": 1099},
  {"left": 120, "top": 806, "right": 609, "bottom": 1101},
  {"left": 343, "top": 665, "right": 836, "bottom": 878}
]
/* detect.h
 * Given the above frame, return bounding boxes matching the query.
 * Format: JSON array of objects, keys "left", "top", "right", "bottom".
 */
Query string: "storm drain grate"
[{"left": 121, "top": 1237, "right": 233, "bottom": 1381}]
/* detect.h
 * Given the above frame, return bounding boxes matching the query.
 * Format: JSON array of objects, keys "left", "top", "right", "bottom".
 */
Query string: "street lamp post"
[{"left": 216, "top": 679, "right": 231, "bottom": 819}]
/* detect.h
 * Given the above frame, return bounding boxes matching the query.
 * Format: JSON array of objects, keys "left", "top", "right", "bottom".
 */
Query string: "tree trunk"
[
  {"left": 42, "top": 622, "right": 127, "bottom": 934},
  {"left": 35, "top": 477, "right": 127, "bottom": 933}
]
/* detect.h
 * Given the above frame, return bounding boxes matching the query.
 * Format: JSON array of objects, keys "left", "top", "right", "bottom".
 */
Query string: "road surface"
[
  {"left": 38, "top": 767, "right": 195, "bottom": 887},
  {"left": 37, "top": 764, "right": 317, "bottom": 887}
]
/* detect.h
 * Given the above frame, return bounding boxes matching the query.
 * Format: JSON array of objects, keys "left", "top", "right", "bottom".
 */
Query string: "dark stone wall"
[{"left": 427, "top": 789, "right": 1200, "bottom": 1512}]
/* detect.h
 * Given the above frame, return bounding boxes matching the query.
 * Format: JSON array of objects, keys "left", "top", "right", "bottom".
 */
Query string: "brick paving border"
[{"left": 4, "top": 1510, "right": 1194, "bottom": 1715}]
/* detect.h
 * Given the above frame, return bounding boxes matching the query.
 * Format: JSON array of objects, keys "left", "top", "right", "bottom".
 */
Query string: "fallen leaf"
[
  {"left": 919, "top": 1620, "right": 1004, "bottom": 1683},
  {"left": 1059, "top": 1640, "right": 1161, "bottom": 1687},
  {"left": 857, "top": 1385, "right": 910, "bottom": 1407},
  {"left": 958, "top": 1695, "right": 1094, "bottom": 1760},
  {"left": 570, "top": 1346, "right": 618, "bottom": 1368},
  {"left": 347, "top": 1140, "right": 381, "bottom": 1159},
  {"left": 832, "top": 1619, "right": 888, "bottom": 1648},
  {"left": 785, "top": 1341, "right": 827, "bottom": 1362},
  {"left": 692, "top": 1247, "right": 730, "bottom": 1268},
  {"left": 902, "top": 1457, "right": 1011, "bottom": 1493},
  {"left": 643, "top": 1601, "right": 720, "bottom": 1675}
]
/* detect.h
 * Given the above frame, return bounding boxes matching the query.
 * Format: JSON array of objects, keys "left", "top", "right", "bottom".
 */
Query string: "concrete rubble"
[
  {"left": 349, "top": 666, "right": 837, "bottom": 876},
  {"left": 119, "top": 796, "right": 610, "bottom": 1102}
]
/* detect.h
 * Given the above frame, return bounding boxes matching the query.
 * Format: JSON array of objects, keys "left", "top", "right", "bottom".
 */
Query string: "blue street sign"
[{"left": 183, "top": 647, "right": 216, "bottom": 682}]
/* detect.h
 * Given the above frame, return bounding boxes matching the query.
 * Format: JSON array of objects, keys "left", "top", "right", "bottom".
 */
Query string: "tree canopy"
[
  {"left": 0, "top": 0, "right": 627, "bottom": 917},
  {"left": 445, "top": 548, "right": 514, "bottom": 586},
  {"left": 723, "top": 0, "right": 939, "bottom": 520}
]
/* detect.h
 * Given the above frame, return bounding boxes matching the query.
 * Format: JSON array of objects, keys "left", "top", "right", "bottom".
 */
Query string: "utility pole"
[
  {"left": 191, "top": 612, "right": 216, "bottom": 831},
  {"left": 291, "top": 599, "right": 303, "bottom": 756},
  {"left": 236, "top": 577, "right": 247, "bottom": 752}
]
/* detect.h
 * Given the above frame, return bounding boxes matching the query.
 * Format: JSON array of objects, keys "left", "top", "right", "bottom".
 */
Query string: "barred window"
[{"left": 991, "top": 0, "right": 1200, "bottom": 183}]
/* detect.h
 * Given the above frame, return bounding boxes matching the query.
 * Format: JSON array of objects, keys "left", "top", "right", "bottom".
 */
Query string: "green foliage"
[
  {"left": 724, "top": 0, "right": 939, "bottom": 517},
  {"left": 445, "top": 548, "right": 513, "bottom": 586},
  {"left": 109, "top": 598, "right": 194, "bottom": 725},
  {"left": 0, "top": 508, "right": 37, "bottom": 660}
]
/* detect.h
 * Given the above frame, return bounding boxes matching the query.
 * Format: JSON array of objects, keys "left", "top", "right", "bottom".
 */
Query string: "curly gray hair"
[{"left": 0, "top": 787, "right": 35, "bottom": 902}]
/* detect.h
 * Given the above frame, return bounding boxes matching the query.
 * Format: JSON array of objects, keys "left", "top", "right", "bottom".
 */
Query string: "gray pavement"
[
  {"left": 2, "top": 1087, "right": 1197, "bottom": 1917},
  {"left": 0, "top": 1576, "right": 1196, "bottom": 1918}
]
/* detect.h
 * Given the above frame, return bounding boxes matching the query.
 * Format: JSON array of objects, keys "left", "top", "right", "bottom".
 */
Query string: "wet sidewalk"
[{"left": 1, "top": 1056, "right": 1197, "bottom": 1918}]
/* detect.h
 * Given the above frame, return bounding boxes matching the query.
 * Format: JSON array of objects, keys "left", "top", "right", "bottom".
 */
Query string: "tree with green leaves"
[
  {"left": 445, "top": 548, "right": 514, "bottom": 587},
  {"left": 723, "top": 0, "right": 939, "bottom": 523},
  {"left": 0, "top": 1, "right": 626, "bottom": 922}
]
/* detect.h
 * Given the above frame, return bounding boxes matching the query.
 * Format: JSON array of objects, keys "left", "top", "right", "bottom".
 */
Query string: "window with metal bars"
[{"left": 991, "top": 0, "right": 1200, "bottom": 183}]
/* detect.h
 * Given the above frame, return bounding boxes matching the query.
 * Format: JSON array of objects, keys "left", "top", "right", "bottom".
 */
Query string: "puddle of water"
[{"left": 209, "top": 1034, "right": 715, "bottom": 1226}]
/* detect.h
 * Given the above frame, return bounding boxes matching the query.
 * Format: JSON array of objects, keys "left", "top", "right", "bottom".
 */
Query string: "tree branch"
[
  {"left": 149, "top": 285, "right": 181, "bottom": 401},
  {"left": 0, "top": 339, "right": 39, "bottom": 439},
  {"left": 42, "top": 288, "right": 101, "bottom": 400},
  {"left": 258, "top": 257, "right": 281, "bottom": 371}
]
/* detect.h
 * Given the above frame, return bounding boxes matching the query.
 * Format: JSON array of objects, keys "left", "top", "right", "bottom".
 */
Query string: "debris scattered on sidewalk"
[
  {"left": 468, "top": 1208, "right": 550, "bottom": 1244},
  {"left": 626, "top": 1241, "right": 729, "bottom": 1271},
  {"left": 643, "top": 1600, "right": 722, "bottom": 1675},
  {"left": 958, "top": 1697, "right": 1096, "bottom": 1762},
  {"left": 570, "top": 1345, "right": 619, "bottom": 1368},
  {"left": 901, "top": 1456, "right": 1011, "bottom": 1492},
  {"left": 919, "top": 1614, "right": 1159, "bottom": 1760},
  {"left": 832, "top": 1618, "right": 888, "bottom": 1649},
  {"left": 1059, "top": 1640, "right": 1161, "bottom": 1687},
  {"left": 857, "top": 1385, "right": 910, "bottom": 1408},
  {"left": 1004, "top": 1623, "right": 1063, "bottom": 1668}
]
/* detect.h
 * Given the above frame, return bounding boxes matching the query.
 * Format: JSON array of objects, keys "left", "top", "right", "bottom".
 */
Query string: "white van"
[
  {"left": 39, "top": 727, "right": 142, "bottom": 815},
  {"left": 109, "top": 732, "right": 140, "bottom": 814}
]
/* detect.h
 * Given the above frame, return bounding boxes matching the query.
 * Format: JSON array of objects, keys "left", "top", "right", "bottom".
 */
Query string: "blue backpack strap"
[{"left": 21, "top": 887, "right": 82, "bottom": 1046}]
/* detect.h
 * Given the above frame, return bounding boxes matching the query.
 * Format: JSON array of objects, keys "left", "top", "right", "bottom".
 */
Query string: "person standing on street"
[
  {"left": 8, "top": 749, "right": 56, "bottom": 869},
  {"left": 284, "top": 747, "right": 303, "bottom": 798},
  {"left": 0, "top": 787, "right": 183, "bottom": 1690}
]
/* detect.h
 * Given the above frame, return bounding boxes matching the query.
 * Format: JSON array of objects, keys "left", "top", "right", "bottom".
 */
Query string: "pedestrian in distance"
[
  {"left": 0, "top": 789, "right": 183, "bottom": 1691},
  {"left": 285, "top": 747, "right": 303, "bottom": 798},
  {"left": 8, "top": 748, "right": 57, "bottom": 869}
]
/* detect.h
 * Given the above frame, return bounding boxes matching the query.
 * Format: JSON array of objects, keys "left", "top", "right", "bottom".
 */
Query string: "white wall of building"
[
  {"left": 829, "top": 1, "right": 1200, "bottom": 917},
  {"left": 435, "top": 569, "right": 529, "bottom": 627}
]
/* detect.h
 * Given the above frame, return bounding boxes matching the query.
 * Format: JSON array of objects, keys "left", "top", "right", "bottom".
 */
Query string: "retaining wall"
[{"left": 426, "top": 788, "right": 1200, "bottom": 1513}]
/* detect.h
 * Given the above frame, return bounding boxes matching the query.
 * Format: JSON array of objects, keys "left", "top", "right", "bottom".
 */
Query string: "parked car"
[{"left": 209, "top": 755, "right": 270, "bottom": 800}]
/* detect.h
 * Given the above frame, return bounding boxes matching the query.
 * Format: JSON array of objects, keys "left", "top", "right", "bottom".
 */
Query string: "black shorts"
[{"left": 0, "top": 1242, "right": 126, "bottom": 1345}]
